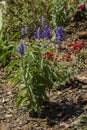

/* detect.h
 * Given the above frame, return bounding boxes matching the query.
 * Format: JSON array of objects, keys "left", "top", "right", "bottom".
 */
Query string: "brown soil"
[
  {"left": 0, "top": 15, "right": 87, "bottom": 130},
  {"left": 0, "top": 65, "right": 87, "bottom": 130}
]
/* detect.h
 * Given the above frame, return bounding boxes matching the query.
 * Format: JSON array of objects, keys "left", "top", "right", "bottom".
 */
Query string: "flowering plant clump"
[
  {"left": 14, "top": 41, "right": 61, "bottom": 116},
  {"left": 35, "top": 22, "right": 64, "bottom": 51},
  {"left": 7, "top": 18, "right": 87, "bottom": 116},
  {"left": 65, "top": 40, "right": 86, "bottom": 59}
]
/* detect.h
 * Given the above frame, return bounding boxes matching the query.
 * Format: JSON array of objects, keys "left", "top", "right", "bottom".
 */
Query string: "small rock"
[
  {"left": 7, "top": 91, "right": 11, "bottom": 95},
  {"left": 59, "top": 122, "right": 69, "bottom": 128},
  {"left": 5, "top": 114, "right": 13, "bottom": 118},
  {"left": 76, "top": 75, "right": 87, "bottom": 84},
  {"left": 82, "top": 85, "right": 87, "bottom": 89}
]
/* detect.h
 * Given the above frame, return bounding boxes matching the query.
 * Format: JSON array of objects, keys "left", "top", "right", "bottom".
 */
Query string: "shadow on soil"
[
  {"left": 30, "top": 79, "right": 86, "bottom": 126},
  {"left": 42, "top": 100, "right": 84, "bottom": 126},
  {"left": 30, "top": 99, "right": 84, "bottom": 126},
  {"left": 57, "top": 78, "right": 86, "bottom": 91}
]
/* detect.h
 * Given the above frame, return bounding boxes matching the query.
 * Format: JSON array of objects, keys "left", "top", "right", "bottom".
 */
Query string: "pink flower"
[{"left": 79, "top": 3, "right": 85, "bottom": 10}]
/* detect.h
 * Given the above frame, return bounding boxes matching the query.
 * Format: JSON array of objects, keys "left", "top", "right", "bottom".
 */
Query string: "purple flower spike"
[
  {"left": 55, "top": 27, "right": 63, "bottom": 43},
  {"left": 42, "top": 17, "right": 45, "bottom": 26},
  {"left": 25, "top": 26, "right": 28, "bottom": 35},
  {"left": 42, "top": 25, "right": 52, "bottom": 39},
  {"left": 21, "top": 27, "right": 25, "bottom": 35},
  {"left": 21, "top": 26, "right": 28, "bottom": 39},
  {"left": 35, "top": 27, "right": 41, "bottom": 39},
  {"left": 17, "top": 40, "right": 25, "bottom": 55},
  {"left": 21, "top": 26, "right": 28, "bottom": 38},
  {"left": 21, "top": 26, "right": 28, "bottom": 35}
]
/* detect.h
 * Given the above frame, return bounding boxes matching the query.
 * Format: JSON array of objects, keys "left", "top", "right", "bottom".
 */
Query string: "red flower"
[
  {"left": 74, "top": 44, "right": 80, "bottom": 49},
  {"left": 69, "top": 41, "right": 84, "bottom": 52},
  {"left": 43, "top": 55, "right": 47, "bottom": 59},
  {"left": 65, "top": 52, "right": 72, "bottom": 59},
  {"left": 81, "top": 40, "right": 86, "bottom": 46},
  {"left": 48, "top": 61, "right": 52, "bottom": 65},
  {"left": 73, "top": 41, "right": 79, "bottom": 46},
  {"left": 43, "top": 52, "right": 54, "bottom": 60},
  {"left": 54, "top": 57, "right": 59, "bottom": 61},
  {"left": 47, "top": 52, "right": 53, "bottom": 59},
  {"left": 77, "top": 45, "right": 83, "bottom": 52},
  {"left": 69, "top": 41, "right": 79, "bottom": 47},
  {"left": 69, "top": 43, "right": 74, "bottom": 47}
]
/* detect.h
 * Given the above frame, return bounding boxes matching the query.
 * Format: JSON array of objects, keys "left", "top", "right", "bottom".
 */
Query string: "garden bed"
[
  {"left": 0, "top": 64, "right": 87, "bottom": 130},
  {"left": 0, "top": 1, "right": 87, "bottom": 129}
]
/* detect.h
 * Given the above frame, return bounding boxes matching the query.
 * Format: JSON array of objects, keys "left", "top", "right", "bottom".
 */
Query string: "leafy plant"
[
  {"left": 8, "top": 16, "right": 87, "bottom": 117},
  {"left": 6, "top": 22, "right": 77, "bottom": 116},
  {"left": 0, "top": 26, "right": 20, "bottom": 67},
  {"left": 49, "top": 0, "right": 71, "bottom": 26},
  {"left": 7, "top": 40, "right": 59, "bottom": 116},
  {"left": 7, "top": 17, "right": 87, "bottom": 116}
]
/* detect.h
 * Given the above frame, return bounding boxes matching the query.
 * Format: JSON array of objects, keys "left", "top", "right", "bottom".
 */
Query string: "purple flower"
[
  {"left": 21, "top": 26, "right": 28, "bottom": 39},
  {"left": 55, "top": 27, "right": 63, "bottom": 43},
  {"left": 24, "top": 26, "right": 28, "bottom": 34},
  {"left": 46, "top": 40, "right": 50, "bottom": 45},
  {"left": 42, "top": 25, "right": 52, "bottom": 39},
  {"left": 35, "top": 27, "right": 41, "bottom": 39},
  {"left": 21, "top": 27, "right": 25, "bottom": 35},
  {"left": 17, "top": 40, "right": 25, "bottom": 55},
  {"left": 42, "top": 17, "right": 45, "bottom": 26},
  {"left": 55, "top": 44, "right": 62, "bottom": 50},
  {"left": 21, "top": 26, "right": 28, "bottom": 35}
]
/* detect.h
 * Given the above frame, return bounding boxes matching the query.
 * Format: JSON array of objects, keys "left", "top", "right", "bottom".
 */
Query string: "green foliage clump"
[
  {"left": 7, "top": 41, "right": 57, "bottom": 116},
  {"left": 7, "top": 37, "right": 75, "bottom": 116},
  {"left": 49, "top": 0, "right": 78, "bottom": 26},
  {"left": 3, "top": 0, "right": 50, "bottom": 35},
  {"left": 0, "top": 26, "right": 20, "bottom": 67}
]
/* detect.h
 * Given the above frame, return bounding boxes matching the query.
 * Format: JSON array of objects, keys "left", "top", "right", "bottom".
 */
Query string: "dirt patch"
[{"left": 0, "top": 65, "right": 87, "bottom": 130}]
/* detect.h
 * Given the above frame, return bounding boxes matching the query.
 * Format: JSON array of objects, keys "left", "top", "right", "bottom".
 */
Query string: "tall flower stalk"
[{"left": 55, "top": 27, "right": 63, "bottom": 43}]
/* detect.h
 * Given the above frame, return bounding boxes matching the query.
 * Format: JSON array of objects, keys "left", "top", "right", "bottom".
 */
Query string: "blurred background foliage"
[
  {"left": 2, "top": 0, "right": 86, "bottom": 35},
  {"left": 2, "top": 0, "right": 77, "bottom": 35},
  {"left": 3, "top": 0, "right": 51, "bottom": 37}
]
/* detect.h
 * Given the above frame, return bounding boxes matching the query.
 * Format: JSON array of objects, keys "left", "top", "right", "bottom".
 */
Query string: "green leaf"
[
  {"left": 15, "top": 88, "right": 28, "bottom": 107},
  {"left": 9, "top": 31, "right": 20, "bottom": 41},
  {"left": 6, "top": 60, "right": 19, "bottom": 71},
  {"left": 16, "top": 96, "right": 29, "bottom": 107}
]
